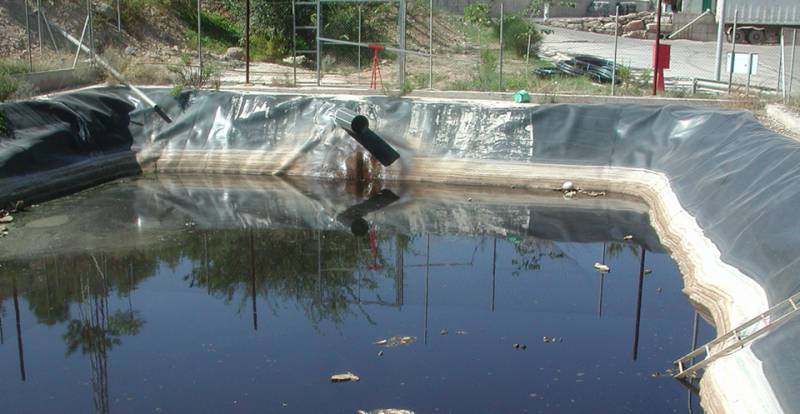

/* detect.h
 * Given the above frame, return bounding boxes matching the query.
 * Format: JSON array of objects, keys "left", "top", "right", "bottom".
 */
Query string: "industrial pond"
[{"left": 0, "top": 177, "right": 711, "bottom": 414}]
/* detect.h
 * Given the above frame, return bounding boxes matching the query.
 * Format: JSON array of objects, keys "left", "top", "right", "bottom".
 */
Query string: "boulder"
[
  {"left": 224, "top": 47, "right": 244, "bottom": 61},
  {"left": 603, "top": 22, "right": 618, "bottom": 30},
  {"left": 623, "top": 19, "right": 645, "bottom": 33},
  {"left": 623, "top": 30, "right": 648, "bottom": 39}
]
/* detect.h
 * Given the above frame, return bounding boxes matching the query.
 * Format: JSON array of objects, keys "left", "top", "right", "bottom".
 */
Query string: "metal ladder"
[{"left": 673, "top": 291, "right": 800, "bottom": 379}]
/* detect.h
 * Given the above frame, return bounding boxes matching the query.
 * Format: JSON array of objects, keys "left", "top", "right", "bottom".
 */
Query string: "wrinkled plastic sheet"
[{"left": 3, "top": 86, "right": 800, "bottom": 411}]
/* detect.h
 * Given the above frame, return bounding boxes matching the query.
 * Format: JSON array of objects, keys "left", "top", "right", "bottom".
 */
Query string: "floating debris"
[
  {"left": 374, "top": 336, "right": 417, "bottom": 348},
  {"left": 455, "top": 330, "right": 468, "bottom": 335},
  {"left": 623, "top": 235, "right": 633, "bottom": 241},
  {"left": 656, "top": 287, "right": 663, "bottom": 293},
  {"left": 330, "top": 372, "right": 360, "bottom": 382},
  {"left": 377, "top": 351, "right": 384, "bottom": 357},
  {"left": 644, "top": 269, "right": 653, "bottom": 275},
  {"left": 513, "top": 343, "right": 528, "bottom": 350},
  {"left": 543, "top": 336, "right": 563, "bottom": 344},
  {"left": 357, "top": 409, "right": 415, "bottom": 414},
  {"left": 583, "top": 190, "right": 606, "bottom": 197},
  {"left": 593, "top": 262, "right": 610, "bottom": 273},
  {"left": 439, "top": 329, "right": 448, "bottom": 336}
]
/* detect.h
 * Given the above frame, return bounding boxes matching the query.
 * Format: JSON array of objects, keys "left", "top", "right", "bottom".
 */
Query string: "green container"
[{"left": 513, "top": 90, "right": 531, "bottom": 103}]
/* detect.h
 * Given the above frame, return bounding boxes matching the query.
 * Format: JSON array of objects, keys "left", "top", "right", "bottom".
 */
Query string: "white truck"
[{"left": 716, "top": 0, "right": 800, "bottom": 44}]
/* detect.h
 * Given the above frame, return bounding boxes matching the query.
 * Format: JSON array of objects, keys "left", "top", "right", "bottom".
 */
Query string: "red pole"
[
  {"left": 652, "top": 0, "right": 663, "bottom": 95},
  {"left": 245, "top": 0, "right": 250, "bottom": 84}
]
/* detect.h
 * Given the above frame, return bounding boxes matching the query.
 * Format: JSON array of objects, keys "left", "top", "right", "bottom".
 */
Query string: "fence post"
[
  {"left": 358, "top": 5, "right": 362, "bottom": 84},
  {"left": 780, "top": 28, "right": 787, "bottom": 101},
  {"left": 611, "top": 4, "right": 619, "bottom": 96},
  {"left": 713, "top": 0, "right": 726, "bottom": 81},
  {"left": 24, "top": 0, "right": 32, "bottom": 70},
  {"left": 652, "top": 0, "right": 663, "bottom": 96},
  {"left": 789, "top": 29, "right": 796, "bottom": 96},
  {"left": 399, "top": 0, "right": 407, "bottom": 87},
  {"left": 36, "top": 0, "right": 43, "bottom": 57},
  {"left": 499, "top": 2, "right": 503, "bottom": 91},
  {"left": 726, "top": 8, "right": 737, "bottom": 94},
  {"left": 198, "top": 0, "right": 203, "bottom": 77},
  {"left": 429, "top": 0, "right": 433, "bottom": 89},
  {"left": 117, "top": 0, "right": 121, "bottom": 32},
  {"left": 316, "top": 0, "right": 321, "bottom": 86},
  {"left": 87, "top": 0, "right": 95, "bottom": 64}
]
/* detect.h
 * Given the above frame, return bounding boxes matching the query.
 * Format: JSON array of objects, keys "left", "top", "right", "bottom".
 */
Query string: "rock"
[
  {"left": 282, "top": 55, "right": 306, "bottom": 65},
  {"left": 95, "top": 2, "right": 115, "bottom": 20},
  {"left": 623, "top": 19, "right": 645, "bottom": 33},
  {"left": 623, "top": 30, "right": 648, "bottom": 39},
  {"left": 439, "top": 329, "right": 448, "bottom": 335},
  {"left": 330, "top": 372, "right": 360, "bottom": 382},
  {"left": 603, "top": 22, "right": 618, "bottom": 31},
  {"left": 593, "top": 262, "right": 610, "bottom": 273},
  {"left": 0, "top": 215, "right": 13, "bottom": 223},
  {"left": 374, "top": 336, "right": 416, "bottom": 348},
  {"left": 224, "top": 47, "right": 245, "bottom": 61}
]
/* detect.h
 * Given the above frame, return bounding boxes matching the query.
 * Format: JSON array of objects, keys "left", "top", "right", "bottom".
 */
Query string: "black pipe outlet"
[{"left": 335, "top": 108, "right": 400, "bottom": 167}]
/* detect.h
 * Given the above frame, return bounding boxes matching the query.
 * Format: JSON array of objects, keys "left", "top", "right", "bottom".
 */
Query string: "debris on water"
[
  {"left": 0, "top": 214, "right": 13, "bottom": 223},
  {"left": 563, "top": 190, "right": 577, "bottom": 199},
  {"left": 184, "top": 220, "right": 196, "bottom": 228},
  {"left": 656, "top": 287, "right": 663, "bottom": 293},
  {"left": 377, "top": 351, "right": 384, "bottom": 357},
  {"left": 439, "top": 329, "right": 448, "bottom": 336},
  {"left": 330, "top": 372, "right": 360, "bottom": 382},
  {"left": 644, "top": 269, "right": 653, "bottom": 275},
  {"left": 623, "top": 235, "right": 633, "bottom": 241},
  {"left": 513, "top": 343, "right": 528, "bottom": 350},
  {"left": 593, "top": 262, "right": 610, "bottom": 273},
  {"left": 467, "top": 197, "right": 473, "bottom": 202},
  {"left": 374, "top": 336, "right": 417, "bottom": 347},
  {"left": 583, "top": 190, "right": 606, "bottom": 197},
  {"left": 455, "top": 330, "right": 468, "bottom": 335},
  {"left": 543, "top": 336, "right": 563, "bottom": 343},
  {"left": 561, "top": 181, "right": 576, "bottom": 191},
  {"left": 357, "top": 409, "right": 415, "bottom": 414},
  {"left": 282, "top": 402, "right": 288, "bottom": 407}
]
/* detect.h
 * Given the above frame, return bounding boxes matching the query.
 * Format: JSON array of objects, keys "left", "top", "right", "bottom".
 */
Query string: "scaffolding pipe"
[
  {"left": 669, "top": 9, "right": 712, "bottom": 40},
  {"left": 428, "top": 0, "right": 433, "bottom": 89},
  {"left": 316, "top": 0, "right": 321, "bottom": 86},
  {"left": 36, "top": 0, "right": 43, "bottom": 57},
  {"left": 48, "top": 17, "right": 172, "bottom": 123},
  {"left": 780, "top": 29, "right": 787, "bottom": 101},
  {"left": 714, "top": 0, "right": 726, "bottom": 81},
  {"left": 727, "top": 9, "right": 738, "bottom": 94},
  {"left": 499, "top": 2, "right": 504, "bottom": 91},
  {"left": 246, "top": 0, "right": 251, "bottom": 84},
  {"left": 790, "top": 29, "right": 797, "bottom": 95},
  {"left": 198, "top": 0, "right": 203, "bottom": 76},
  {"left": 611, "top": 4, "right": 619, "bottom": 96},
  {"left": 72, "top": 14, "right": 89, "bottom": 69}
]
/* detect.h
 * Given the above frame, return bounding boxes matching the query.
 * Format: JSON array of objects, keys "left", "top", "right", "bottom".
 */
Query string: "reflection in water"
[{"left": 0, "top": 178, "right": 711, "bottom": 413}]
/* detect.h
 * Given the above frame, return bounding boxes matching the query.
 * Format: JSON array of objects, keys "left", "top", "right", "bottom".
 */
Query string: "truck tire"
[
  {"left": 747, "top": 29, "right": 765, "bottom": 45},
  {"left": 734, "top": 29, "right": 748, "bottom": 44}
]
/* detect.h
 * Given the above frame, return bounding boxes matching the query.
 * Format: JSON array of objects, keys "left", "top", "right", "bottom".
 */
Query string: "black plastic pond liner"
[{"left": 3, "top": 87, "right": 800, "bottom": 410}]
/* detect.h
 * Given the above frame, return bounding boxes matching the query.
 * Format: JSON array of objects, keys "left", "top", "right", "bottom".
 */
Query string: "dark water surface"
[{"left": 0, "top": 177, "right": 710, "bottom": 413}]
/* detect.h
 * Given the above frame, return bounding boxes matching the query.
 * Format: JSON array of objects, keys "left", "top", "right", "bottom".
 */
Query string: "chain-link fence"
[{"left": 1, "top": 0, "right": 798, "bottom": 102}]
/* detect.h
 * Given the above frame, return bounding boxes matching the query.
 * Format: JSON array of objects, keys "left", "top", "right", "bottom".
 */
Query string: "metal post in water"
[
  {"left": 499, "top": 2, "right": 504, "bottom": 91},
  {"left": 12, "top": 276, "right": 26, "bottom": 382},
  {"left": 24, "top": 0, "right": 32, "bottom": 70},
  {"left": 250, "top": 231, "right": 258, "bottom": 331},
  {"left": 713, "top": 0, "right": 726, "bottom": 81},
  {"left": 246, "top": 0, "right": 251, "bottom": 84},
  {"left": 198, "top": 0, "right": 203, "bottom": 77},
  {"left": 632, "top": 246, "right": 646, "bottom": 360},
  {"left": 727, "top": 9, "right": 738, "bottom": 94},
  {"left": 612, "top": 4, "right": 620, "bottom": 96},
  {"left": 424, "top": 234, "right": 430, "bottom": 345},
  {"left": 491, "top": 238, "right": 496, "bottom": 312},
  {"left": 428, "top": 0, "right": 433, "bottom": 89}
]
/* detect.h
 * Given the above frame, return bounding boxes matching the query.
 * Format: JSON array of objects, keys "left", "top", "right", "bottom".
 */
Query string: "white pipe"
[{"left": 714, "top": 0, "right": 726, "bottom": 81}]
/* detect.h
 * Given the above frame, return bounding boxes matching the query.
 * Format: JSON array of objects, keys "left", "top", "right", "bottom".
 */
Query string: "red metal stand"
[{"left": 368, "top": 44, "right": 385, "bottom": 90}]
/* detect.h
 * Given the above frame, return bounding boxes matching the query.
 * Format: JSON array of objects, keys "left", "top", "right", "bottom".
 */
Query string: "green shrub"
[
  {"left": 0, "top": 74, "right": 18, "bottom": 102},
  {"left": 464, "top": 3, "right": 491, "bottom": 26},
  {"left": 494, "top": 15, "right": 542, "bottom": 58}
]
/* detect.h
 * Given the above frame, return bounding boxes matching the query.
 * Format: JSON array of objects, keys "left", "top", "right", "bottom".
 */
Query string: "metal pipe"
[
  {"left": 87, "top": 0, "right": 95, "bottom": 63},
  {"left": 652, "top": 0, "right": 663, "bottom": 96},
  {"left": 491, "top": 238, "right": 496, "bottom": 312},
  {"left": 41, "top": 9, "right": 60, "bottom": 55},
  {"left": 399, "top": 0, "right": 407, "bottom": 86},
  {"left": 47, "top": 16, "right": 172, "bottom": 123},
  {"left": 713, "top": 0, "right": 726, "bottom": 81},
  {"left": 24, "top": 0, "right": 33, "bottom": 71},
  {"left": 117, "top": 0, "right": 121, "bottom": 32},
  {"left": 498, "top": 2, "right": 504, "bottom": 91},
  {"left": 727, "top": 9, "right": 738, "bottom": 94},
  {"left": 72, "top": 14, "right": 89, "bottom": 69},
  {"left": 12, "top": 276, "right": 26, "bottom": 382},
  {"left": 292, "top": 0, "right": 297, "bottom": 86},
  {"left": 198, "top": 0, "right": 203, "bottom": 77},
  {"left": 358, "top": 5, "right": 362, "bottom": 84},
  {"left": 317, "top": 37, "right": 430, "bottom": 56},
  {"left": 612, "top": 4, "right": 619, "bottom": 96},
  {"left": 669, "top": 9, "right": 712, "bottom": 40},
  {"left": 245, "top": 0, "right": 251, "bottom": 84}
]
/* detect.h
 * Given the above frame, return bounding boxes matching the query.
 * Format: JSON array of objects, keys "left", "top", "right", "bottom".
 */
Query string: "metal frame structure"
[{"left": 292, "top": 0, "right": 429, "bottom": 88}]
